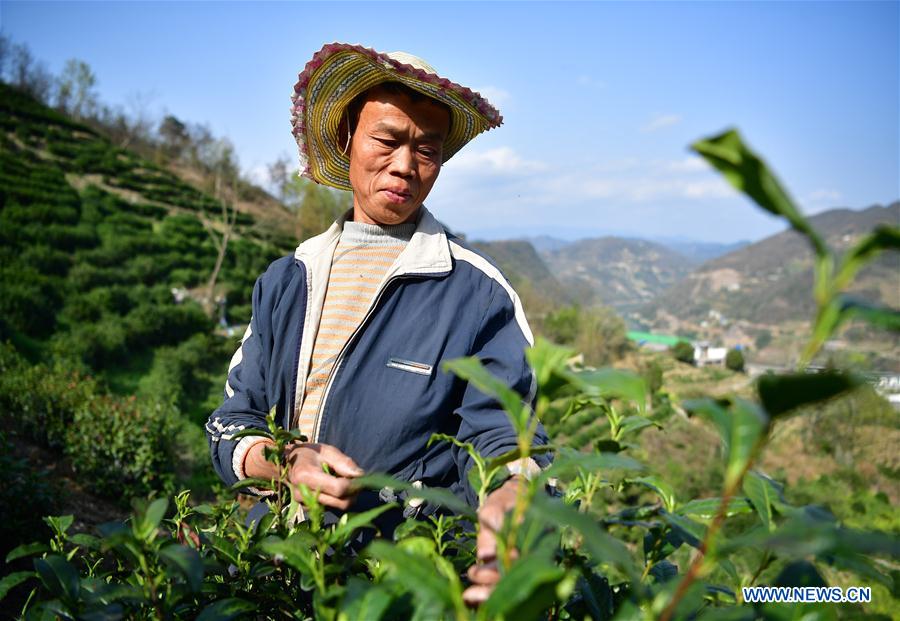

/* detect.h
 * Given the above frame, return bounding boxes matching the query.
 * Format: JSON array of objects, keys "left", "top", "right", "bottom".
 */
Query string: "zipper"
[
  {"left": 290, "top": 262, "right": 315, "bottom": 432},
  {"left": 288, "top": 261, "right": 312, "bottom": 431},
  {"left": 310, "top": 274, "right": 409, "bottom": 443}
]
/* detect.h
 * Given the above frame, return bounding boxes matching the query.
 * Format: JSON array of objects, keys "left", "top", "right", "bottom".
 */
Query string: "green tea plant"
[{"left": 3, "top": 129, "right": 898, "bottom": 619}]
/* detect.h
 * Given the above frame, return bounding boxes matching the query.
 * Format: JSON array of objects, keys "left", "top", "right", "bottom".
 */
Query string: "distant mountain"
[
  {"left": 653, "top": 239, "right": 750, "bottom": 264},
  {"left": 643, "top": 203, "right": 900, "bottom": 325},
  {"left": 539, "top": 238, "right": 695, "bottom": 313},
  {"left": 523, "top": 235, "right": 571, "bottom": 254},
  {"left": 471, "top": 240, "right": 572, "bottom": 314}
]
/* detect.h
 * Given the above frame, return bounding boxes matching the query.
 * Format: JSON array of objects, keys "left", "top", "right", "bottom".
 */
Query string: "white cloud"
[
  {"left": 474, "top": 85, "right": 510, "bottom": 107},
  {"left": 663, "top": 156, "right": 707, "bottom": 173},
  {"left": 552, "top": 157, "right": 734, "bottom": 202},
  {"left": 446, "top": 146, "right": 546, "bottom": 175},
  {"left": 640, "top": 113, "right": 682, "bottom": 133}
]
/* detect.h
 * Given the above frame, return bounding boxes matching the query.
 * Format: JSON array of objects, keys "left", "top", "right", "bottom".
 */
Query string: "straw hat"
[{"left": 290, "top": 42, "right": 503, "bottom": 191}]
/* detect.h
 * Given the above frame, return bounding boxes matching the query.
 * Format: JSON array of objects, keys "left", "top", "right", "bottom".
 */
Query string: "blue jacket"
[{"left": 206, "top": 206, "right": 550, "bottom": 508}]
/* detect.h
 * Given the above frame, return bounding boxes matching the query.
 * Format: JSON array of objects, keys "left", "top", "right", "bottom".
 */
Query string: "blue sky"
[{"left": 3, "top": 1, "right": 898, "bottom": 242}]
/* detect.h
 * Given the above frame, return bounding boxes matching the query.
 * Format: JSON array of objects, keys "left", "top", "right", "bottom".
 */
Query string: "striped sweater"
[{"left": 295, "top": 220, "right": 416, "bottom": 439}]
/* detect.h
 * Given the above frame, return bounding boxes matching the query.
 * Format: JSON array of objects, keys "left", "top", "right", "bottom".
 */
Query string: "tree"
[
  {"left": 542, "top": 305, "right": 581, "bottom": 345},
  {"left": 725, "top": 348, "right": 745, "bottom": 372},
  {"left": 267, "top": 155, "right": 292, "bottom": 203},
  {"left": 754, "top": 329, "right": 772, "bottom": 350},
  {"left": 158, "top": 114, "right": 190, "bottom": 161},
  {"left": 0, "top": 34, "right": 11, "bottom": 81},
  {"left": 283, "top": 175, "right": 352, "bottom": 241},
  {"left": 55, "top": 59, "right": 98, "bottom": 119},
  {"left": 670, "top": 340, "right": 695, "bottom": 364},
  {"left": 574, "top": 306, "right": 630, "bottom": 366},
  {"left": 199, "top": 139, "right": 240, "bottom": 317},
  {"left": 10, "top": 41, "right": 53, "bottom": 103}
]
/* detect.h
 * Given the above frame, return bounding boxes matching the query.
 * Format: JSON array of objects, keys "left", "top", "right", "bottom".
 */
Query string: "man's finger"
[
  {"left": 467, "top": 561, "right": 500, "bottom": 586},
  {"left": 476, "top": 523, "right": 497, "bottom": 562},
  {"left": 462, "top": 584, "right": 493, "bottom": 607},
  {"left": 314, "top": 492, "right": 356, "bottom": 511},
  {"left": 479, "top": 503, "right": 506, "bottom": 533},
  {"left": 319, "top": 444, "right": 365, "bottom": 478},
  {"left": 292, "top": 466, "right": 356, "bottom": 498}
]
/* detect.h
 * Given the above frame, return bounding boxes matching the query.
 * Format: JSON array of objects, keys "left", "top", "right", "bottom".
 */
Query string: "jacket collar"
[{"left": 293, "top": 204, "right": 453, "bottom": 276}]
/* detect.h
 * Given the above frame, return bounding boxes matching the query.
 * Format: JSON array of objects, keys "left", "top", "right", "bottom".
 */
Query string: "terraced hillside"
[{"left": 0, "top": 82, "right": 295, "bottom": 417}]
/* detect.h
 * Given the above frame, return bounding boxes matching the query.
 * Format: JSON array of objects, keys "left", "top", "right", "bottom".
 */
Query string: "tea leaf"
[
  {"left": 159, "top": 544, "right": 204, "bottom": 592},
  {"left": 633, "top": 476, "right": 678, "bottom": 513},
  {"left": 838, "top": 297, "right": 900, "bottom": 332},
  {"left": 542, "top": 447, "right": 644, "bottom": 483},
  {"left": 481, "top": 555, "right": 567, "bottom": 620},
  {"left": 566, "top": 368, "right": 647, "bottom": 411},
  {"left": 366, "top": 540, "right": 462, "bottom": 618},
  {"left": 444, "top": 356, "right": 531, "bottom": 433},
  {"left": 685, "top": 398, "right": 767, "bottom": 486},
  {"left": 691, "top": 129, "right": 826, "bottom": 258},
  {"left": 676, "top": 497, "right": 753, "bottom": 520},
  {"left": 530, "top": 493, "right": 638, "bottom": 579},
  {"left": 196, "top": 598, "right": 256, "bottom": 621},
  {"left": 757, "top": 371, "right": 862, "bottom": 416},
  {"left": 617, "top": 415, "right": 658, "bottom": 438},
  {"left": 526, "top": 338, "right": 575, "bottom": 389},
  {"left": 5, "top": 542, "right": 48, "bottom": 564},
  {"left": 328, "top": 503, "right": 397, "bottom": 547},
  {"left": 834, "top": 225, "right": 900, "bottom": 290},
  {"left": 338, "top": 578, "right": 395, "bottom": 621},
  {"left": 743, "top": 471, "right": 778, "bottom": 531},
  {"left": 0, "top": 571, "right": 34, "bottom": 601},
  {"left": 34, "top": 555, "right": 80, "bottom": 601}
]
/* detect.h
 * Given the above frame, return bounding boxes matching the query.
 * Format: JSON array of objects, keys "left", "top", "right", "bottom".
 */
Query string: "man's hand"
[
  {"left": 244, "top": 441, "right": 364, "bottom": 510},
  {"left": 463, "top": 476, "right": 521, "bottom": 607}
]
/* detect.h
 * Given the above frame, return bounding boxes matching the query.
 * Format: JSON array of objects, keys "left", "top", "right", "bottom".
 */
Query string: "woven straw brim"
[{"left": 291, "top": 43, "right": 502, "bottom": 191}]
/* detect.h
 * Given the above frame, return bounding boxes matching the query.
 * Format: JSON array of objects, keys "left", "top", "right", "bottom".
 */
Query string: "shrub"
[
  {"left": 670, "top": 339, "right": 695, "bottom": 364},
  {"left": 0, "top": 432, "right": 57, "bottom": 561},
  {"left": 725, "top": 347, "right": 745, "bottom": 372},
  {"left": 0, "top": 342, "right": 100, "bottom": 449},
  {"left": 65, "top": 395, "right": 177, "bottom": 500},
  {"left": 754, "top": 328, "right": 773, "bottom": 350}
]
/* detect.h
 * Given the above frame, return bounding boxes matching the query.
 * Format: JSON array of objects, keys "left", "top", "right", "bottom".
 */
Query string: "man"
[{"left": 205, "top": 43, "right": 550, "bottom": 605}]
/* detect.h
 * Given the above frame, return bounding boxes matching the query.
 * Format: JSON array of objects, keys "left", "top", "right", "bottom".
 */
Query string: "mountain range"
[{"left": 473, "top": 202, "right": 899, "bottom": 334}]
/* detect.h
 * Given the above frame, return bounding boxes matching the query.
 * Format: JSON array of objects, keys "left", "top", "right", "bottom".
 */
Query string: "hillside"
[
  {"left": 540, "top": 237, "right": 695, "bottom": 313},
  {"left": 471, "top": 239, "right": 572, "bottom": 316},
  {"left": 0, "top": 81, "right": 295, "bottom": 416},
  {"left": 643, "top": 203, "right": 900, "bottom": 326}
]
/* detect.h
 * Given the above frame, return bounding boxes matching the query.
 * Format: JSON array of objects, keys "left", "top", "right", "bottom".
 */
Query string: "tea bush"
[
  {"left": 0, "top": 343, "right": 179, "bottom": 502},
  {"left": 65, "top": 395, "right": 178, "bottom": 500}
]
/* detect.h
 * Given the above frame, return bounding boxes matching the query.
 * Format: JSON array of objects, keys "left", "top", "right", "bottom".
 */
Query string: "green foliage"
[
  {"left": 0, "top": 432, "right": 58, "bottom": 561},
  {"left": 0, "top": 343, "right": 178, "bottom": 503},
  {"left": 754, "top": 329, "right": 773, "bottom": 350},
  {"left": 541, "top": 304, "right": 630, "bottom": 366},
  {"left": 65, "top": 396, "right": 178, "bottom": 500},
  {"left": 671, "top": 340, "right": 695, "bottom": 364},
  {"left": 724, "top": 348, "right": 744, "bottom": 372}
]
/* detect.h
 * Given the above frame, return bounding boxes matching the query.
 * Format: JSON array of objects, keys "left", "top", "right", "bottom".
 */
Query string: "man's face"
[{"left": 348, "top": 87, "right": 451, "bottom": 225}]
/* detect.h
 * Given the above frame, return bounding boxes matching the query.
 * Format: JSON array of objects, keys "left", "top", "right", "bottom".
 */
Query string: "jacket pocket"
[{"left": 386, "top": 356, "right": 433, "bottom": 377}]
